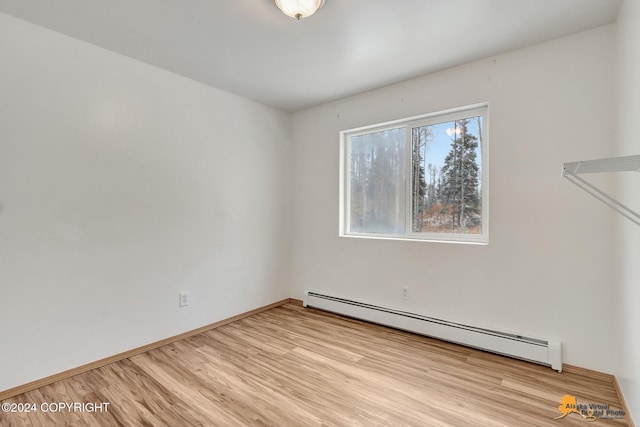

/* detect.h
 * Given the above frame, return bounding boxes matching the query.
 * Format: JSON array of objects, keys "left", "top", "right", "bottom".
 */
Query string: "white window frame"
[{"left": 339, "top": 103, "right": 489, "bottom": 244}]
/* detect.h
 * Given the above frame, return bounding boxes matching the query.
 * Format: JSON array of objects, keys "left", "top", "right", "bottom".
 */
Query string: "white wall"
[
  {"left": 290, "top": 25, "right": 618, "bottom": 373},
  {"left": 615, "top": 0, "right": 640, "bottom": 418},
  {"left": 0, "top": 12, "right": 291, "bottom": 392}
]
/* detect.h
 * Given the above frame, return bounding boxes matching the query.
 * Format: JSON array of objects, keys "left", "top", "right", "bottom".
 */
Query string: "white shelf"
[
  {"left": 563, "top": 155, "right": 640, "bottom": 175},
  {"left": 562, "top": 155, "right": 640, "bottom": 226}
]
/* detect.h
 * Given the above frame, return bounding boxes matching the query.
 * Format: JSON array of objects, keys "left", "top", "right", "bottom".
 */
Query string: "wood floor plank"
[{"left": 0, "top": 303, "right": 631, "bottom": 426}]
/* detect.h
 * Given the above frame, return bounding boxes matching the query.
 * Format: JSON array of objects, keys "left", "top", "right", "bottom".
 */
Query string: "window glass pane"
[
  {"left": 411, "top": 116, "right": 483, "bottom": 234},
  {"left": 349, "top": 128, "right": 406, "bottom": 234}
]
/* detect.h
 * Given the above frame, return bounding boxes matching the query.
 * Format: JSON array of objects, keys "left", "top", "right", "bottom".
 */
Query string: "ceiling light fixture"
[{"left": 274, "top": 0, "right": 325, "bottom": 20}]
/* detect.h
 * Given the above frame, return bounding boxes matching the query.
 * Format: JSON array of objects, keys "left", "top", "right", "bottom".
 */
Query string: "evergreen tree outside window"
[{"left": 340, "top": 104, "right": 488, "bottom": 244}]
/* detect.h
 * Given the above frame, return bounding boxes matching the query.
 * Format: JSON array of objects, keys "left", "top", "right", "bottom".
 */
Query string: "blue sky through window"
[{"left": 419, "top": 118, "right": 482, "bottom": 171}]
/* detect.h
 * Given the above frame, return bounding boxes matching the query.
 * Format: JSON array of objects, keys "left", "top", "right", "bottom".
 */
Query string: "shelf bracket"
[{"left": 562, "top": 155, "right": 640, "bottom": 226}]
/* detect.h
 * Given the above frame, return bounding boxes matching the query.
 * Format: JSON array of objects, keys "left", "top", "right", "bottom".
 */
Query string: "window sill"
[{"left": 339, "top": 233, "right": 488, "bottom": 245}]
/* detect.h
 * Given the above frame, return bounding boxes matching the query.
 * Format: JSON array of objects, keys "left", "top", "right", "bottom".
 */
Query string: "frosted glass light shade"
[{"left": 274, "top": 0, "right": 325, "bottom": 20}]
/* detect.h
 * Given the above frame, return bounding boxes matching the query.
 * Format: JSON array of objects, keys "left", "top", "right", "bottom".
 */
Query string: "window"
[{"left": 340, "top": 104, "right": 488, "bottom": 244}]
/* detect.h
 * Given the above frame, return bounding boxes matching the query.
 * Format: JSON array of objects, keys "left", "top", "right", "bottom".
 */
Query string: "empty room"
[{"left": 0, "top": 0, "right": 638, "bottom": 425}]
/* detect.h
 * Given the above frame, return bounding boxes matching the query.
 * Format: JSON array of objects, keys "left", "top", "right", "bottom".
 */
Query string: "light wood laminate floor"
[{"left": 0, "top": 303, "right": 630, "bottom": 426}]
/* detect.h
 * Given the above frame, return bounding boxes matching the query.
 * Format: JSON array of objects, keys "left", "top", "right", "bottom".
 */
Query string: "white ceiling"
[{"left": 0, "top": 0, "right": 622, "bottom": 112}]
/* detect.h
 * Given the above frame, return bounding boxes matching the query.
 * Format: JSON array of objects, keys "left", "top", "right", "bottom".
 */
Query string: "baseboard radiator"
[{"left": 303, "top": 291, "right": 563, "bottom": 372}]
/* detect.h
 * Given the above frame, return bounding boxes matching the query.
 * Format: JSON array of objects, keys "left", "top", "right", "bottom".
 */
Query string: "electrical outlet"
[
  {"left": 179, "top": 291, "right": 190, "bottom": 307},
  {"left": 401, "top": 286, "right": 409, "bottom": 300}
]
